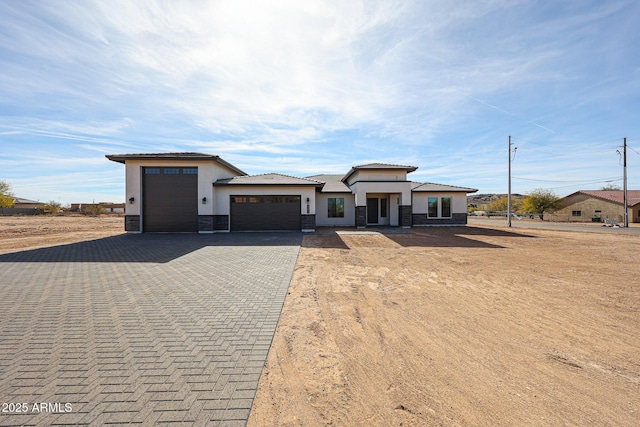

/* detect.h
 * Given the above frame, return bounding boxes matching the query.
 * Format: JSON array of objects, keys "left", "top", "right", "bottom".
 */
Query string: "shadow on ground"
[
  {"left": 303, "top": 226, "right": 536, "bottom": 250},
  {"left": 0, "top": 232, "right": 303, "bottom": 263}
]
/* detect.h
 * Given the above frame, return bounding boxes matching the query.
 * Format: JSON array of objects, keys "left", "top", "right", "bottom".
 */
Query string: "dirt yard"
[
  {"left": 248, "top": 227, "right": 639, "bottom": 426},
  {"left": 0, "top": 215, "right": 123, "bottom": 254}
]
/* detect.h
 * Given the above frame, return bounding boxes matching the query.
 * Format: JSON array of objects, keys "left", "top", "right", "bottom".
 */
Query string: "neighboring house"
[
  {"left": 70, "top": 203, "right": 126, "bottom": 214},
  {"left": 13, "top": 197, "right": 44, "bottom": 209},
  {"left": 106, "top": 153, "right": 478, "bottom": 233},
  {"left": 553, "top": 190, "right": 640, "bottom": 223}
]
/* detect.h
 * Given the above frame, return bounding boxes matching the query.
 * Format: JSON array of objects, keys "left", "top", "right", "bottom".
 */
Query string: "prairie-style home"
[{"left": 106, "top": 153, "right": 477, "bottom": 233}]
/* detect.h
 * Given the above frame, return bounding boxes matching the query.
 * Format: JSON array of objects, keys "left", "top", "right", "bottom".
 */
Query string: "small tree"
[
  {"left": 521, "top": 189, "right": 559, "bottom": 220},
  {"left": 41, "top": 200, "right": 63, "bottom": 215},
  {"left": 486, "top": 196, "right": 508, "bottom": 213},
  {"left": 83, "top": 204, "right": 107, "bottom": 216},
  {"left": 0, "top": 179, "right": 15, "bottom": 208},
  {"left": 600, "top": 183, "right": 621, "bottom": 191},
  {"left": 487, "top": 196, "right": 522, "bottom": 214}
]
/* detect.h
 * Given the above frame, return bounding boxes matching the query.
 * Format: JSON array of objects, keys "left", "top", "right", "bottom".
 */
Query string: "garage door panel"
[
  {"left": 143, "top": 167, "right": 198, "bottom": 232},
  {"left": 231, "top": 195, "right": 301, "bottom": 231}
]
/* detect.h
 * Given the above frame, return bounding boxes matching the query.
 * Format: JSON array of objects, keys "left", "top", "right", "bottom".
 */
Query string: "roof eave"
[
  {"left": 105, "top": 153, "right": 247, "bottom": 176},
  {"left": 341, "top": 165, "right": 418, "bottom": 183}
]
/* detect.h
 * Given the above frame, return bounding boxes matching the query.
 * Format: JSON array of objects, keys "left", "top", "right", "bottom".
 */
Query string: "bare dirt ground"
[
  {"left": 0, "top": 215, "right": 123, "bottom": 254},
  {"left": 249, "top": 226, "right": 639, "bottom": 426}
]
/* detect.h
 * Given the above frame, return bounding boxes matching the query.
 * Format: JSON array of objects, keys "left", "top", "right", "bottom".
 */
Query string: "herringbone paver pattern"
[{"left": 0, "top": 233, "right": 301, "bottom": 426}]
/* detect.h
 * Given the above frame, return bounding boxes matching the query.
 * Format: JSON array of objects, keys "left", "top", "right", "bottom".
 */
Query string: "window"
[
  {"left": 144, "top": 168, "right": 160, "bottom": 174},
  {"left": 442, "top": 197, "right": 451, "bottom": 217},
  {"left": 380, "top": 198, "right": 388, "bottom": 218},
  {"left": 232, "top": 196, "right": 247, "bottom": 203},
  {"left": 163, "top": 168, "right": 180, "bottom": 174},
  {"left": 249, "top": 197, "right": 264, "bottom": 203},
  {"left": 182, "top": 168, "right": 198, "bottom": 175},
  {"left": 428, "top": 197, "right": 438, "bottom": 217},
  {"left": 285, "top": 196, "right": 301, "bottom": 203},
  {"left": 328, "top": 198, "right": 344, "bottom": 218},
  {"left": 267, "top": 196, "right": 284, "bottom": 203},
  {"left": 572, "top": 210, "right": 582, "bottom": 217}
]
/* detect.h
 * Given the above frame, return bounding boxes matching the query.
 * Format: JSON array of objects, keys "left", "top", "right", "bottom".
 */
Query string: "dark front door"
[{"left": 367, "top": 198, "right": 378, "bottom": 224}]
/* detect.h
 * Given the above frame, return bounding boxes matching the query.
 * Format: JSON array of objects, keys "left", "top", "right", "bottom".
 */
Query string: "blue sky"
[{"left": 1, "top": 0, "right": 639, "bottom": 205}]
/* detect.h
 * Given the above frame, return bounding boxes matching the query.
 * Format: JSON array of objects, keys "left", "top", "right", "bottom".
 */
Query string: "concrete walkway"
[{"left": 0, "top": 233, "right": 301, "bottom": 426}]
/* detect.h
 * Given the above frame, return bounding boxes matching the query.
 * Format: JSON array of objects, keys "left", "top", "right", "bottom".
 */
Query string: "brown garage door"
[
  {"left": 230, "top": 195, "right": 301, "bottom": 231},
  {"left": 142, "top": 167, "right": 198, "bottom": 232}
]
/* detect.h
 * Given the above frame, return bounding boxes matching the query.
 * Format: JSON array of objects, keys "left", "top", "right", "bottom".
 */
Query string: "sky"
[{"left": 1, "top": 0, "right": 639, "bottom": 205}]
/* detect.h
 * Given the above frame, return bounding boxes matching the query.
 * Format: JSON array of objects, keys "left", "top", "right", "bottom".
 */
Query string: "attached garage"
[
  {"left": 214, "top": 173, "right": 322, "bottom": 232},
  {"left": 142, "top": 167, "right": 198, "bottom": 232},
  {"left": 230, "top": 195, "right": 301, "bottom": 231}
]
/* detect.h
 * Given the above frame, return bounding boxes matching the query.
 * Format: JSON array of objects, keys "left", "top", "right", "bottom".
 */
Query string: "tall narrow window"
[
  {"left": 442, "top": 197, "right": 451, "bottom": 217},
  {"left": 428, "top": 197, "right": 438, "bottom": 217},
  {"left": 328, "top": 198, "right": 344, "bottom": 218},
  {"left": 380, "top": 198, "right": 388, "bottom": 218}
]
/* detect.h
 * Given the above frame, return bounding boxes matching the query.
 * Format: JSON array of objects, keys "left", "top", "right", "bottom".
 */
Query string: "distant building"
[
  {"left": 553, "top": 190, "right": 640, "bottom": 223},
  {"left": 70, "top": 203, "right": 125, "bottom": 214},
  {"left": 13, "top": 197, "right": 44, "bottom": 209}
]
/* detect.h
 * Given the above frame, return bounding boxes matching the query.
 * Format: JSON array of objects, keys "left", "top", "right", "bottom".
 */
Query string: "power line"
[
  {"left": 512, "top": 176, "right": 620, "bottom": 183},
  {"left": 510, "top": 136, "right": 622, "bottom": 150},
  {"left": 545, "top": 179, "right": 622, "bottom": 190}
]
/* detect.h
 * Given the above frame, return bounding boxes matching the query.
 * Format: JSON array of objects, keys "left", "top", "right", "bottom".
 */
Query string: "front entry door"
[{"left": 367, "top": 198, "right": 378, "bottom": 224}]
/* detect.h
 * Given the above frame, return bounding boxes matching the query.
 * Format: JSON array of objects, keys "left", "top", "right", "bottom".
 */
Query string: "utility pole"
[
  {"left": 624, "top": 137, "right": 628, "bottom": 227},
  {"left": 508, "top": 136, "right": 516, "bottom": 227}
]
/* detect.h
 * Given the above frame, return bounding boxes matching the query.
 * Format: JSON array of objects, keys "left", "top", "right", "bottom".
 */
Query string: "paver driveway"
[{"left": 0, "top": 233, "right": 302, "bottom": 426}]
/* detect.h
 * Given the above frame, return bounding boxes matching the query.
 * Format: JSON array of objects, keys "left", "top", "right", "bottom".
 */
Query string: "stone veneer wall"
[
  {"left": 125, "top": 215, "right": 140, "bottom": 232},
  {"left": 412, "top": 212, "right": 467, "bottom": 225},
  {"left": 399, "top": 205, "right": 412, "bottom": 227},
  {"left": 198, "top": 215, "right": 213, "bottom": 232},
  {"left": 355, "top": 206, "right": 367, "bottom": 228},
  {"left": 301, "top": 214, "right": 316, "bottom": 230},
  {"left": 197, "top": 215, "right": 230, "bottom": 231}
]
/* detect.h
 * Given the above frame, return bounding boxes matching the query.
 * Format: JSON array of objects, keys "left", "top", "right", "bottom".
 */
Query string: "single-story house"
[
  {"left": 553, "top": 190, "right": 640, "bottom": 223},
  {"left": 13, "top": 197, "right": 45, "bottom": 209},
  {"left": 106, "top": 153, "right": 478, "bottom": 233}
]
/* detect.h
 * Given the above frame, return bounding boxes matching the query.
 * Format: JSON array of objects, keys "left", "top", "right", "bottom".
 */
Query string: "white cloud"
[{"left": 1, "top": 0, "right": 639, "bottom": 203}]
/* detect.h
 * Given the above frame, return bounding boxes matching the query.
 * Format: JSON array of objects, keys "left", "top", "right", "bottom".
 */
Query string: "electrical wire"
[{"left": 513, "top": 176, "right": 620, "bottom": 183}]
